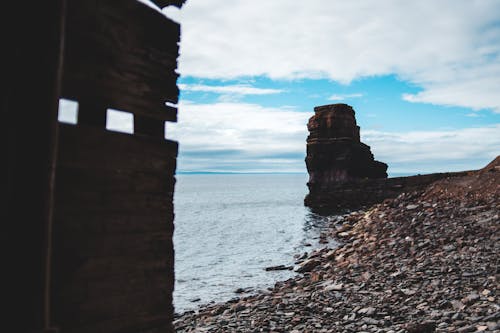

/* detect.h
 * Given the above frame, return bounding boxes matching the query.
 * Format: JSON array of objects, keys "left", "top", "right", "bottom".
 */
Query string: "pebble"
[{"left": 175, "top": 169, "right": 500, "bottom": 332}]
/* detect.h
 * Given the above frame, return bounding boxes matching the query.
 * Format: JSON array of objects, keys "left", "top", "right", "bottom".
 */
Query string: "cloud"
[
  {"left": 167, "top": 0, "right": 500, "bottom": 112},
  {"left": 465, "top": 113, "right": 481, "bottom": 118},
  {"left": 362, "top": 125, "right": 500, "bottom": 173},
  {"left": 168, "top": 101, "right": 310, "bottom": 172},
  {"left": 328, "top": 93, "right": 363, "bottom": 101},
  {"left": 168, "top": 101, "right": 499, "bottom": 173},
  {"left": 179, "top": 83, "right": 283, "bottom": 95},
  {"left": 170, "top": 101, "right": 310, "bottom": 152}
]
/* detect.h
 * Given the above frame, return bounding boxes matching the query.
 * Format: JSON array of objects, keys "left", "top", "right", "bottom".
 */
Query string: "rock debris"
[{"left": 175, "top": 158, "right": 499, "bottom": 332}]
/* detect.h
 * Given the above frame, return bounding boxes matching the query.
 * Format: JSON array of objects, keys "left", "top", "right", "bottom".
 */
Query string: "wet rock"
[
  {"left": 451, "top": 300, "right": 465, "bottom": 310},
  {"left": 461, "top": 292, "right": 480, "bottom": 305},
  {"left": 406, "top": 321, "right": 436, "bottom": 333},
  {"left": 358, "top": 307, "right": 376, "bottom": 316},
  {"left": 486, "top": 321, "right": 499, "bottom": 330},
  {"left": 295, "top": 258, "right": 321, "bottom": 273},
  {"left": 234, "top": 287, "right": 254, "bottom": 294},
  {"left": 265, "top": 265, "right": 293, "bottom": 271},
  {"left": 323, "top": 282, "right": 343, "bottom": 292},
  {"left": 457, "top": 324, "right": 477, "bottom": 333}
]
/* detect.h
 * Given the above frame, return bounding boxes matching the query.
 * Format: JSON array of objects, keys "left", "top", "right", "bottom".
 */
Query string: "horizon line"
[{"left": 176, "top": 171, "right": 421, "bottom": 177}]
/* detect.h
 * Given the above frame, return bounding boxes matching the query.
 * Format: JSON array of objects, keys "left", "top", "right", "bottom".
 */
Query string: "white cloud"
[
  {"left": 362, "top": 125, "right": 500, "bottom": 173},
  {"left": 168, "top": 101, "right": 499, "bottom": 173},
  {"left": 328, "top": 93, "right": 363, "bottom": 101},
  {"left": 168, "top": 0, "right": 500, "bottom": 112},
  {"left": 168, "top": 101, "right": 310, "bottom": 172},
  {"left": 170, "top": 101, "right": 309, "bottom": 153},
  {"left": 179, "top": 83, "right": 283, "bottom": 95},
  {"left": 465, "top": 113, "right": 481, "bottom": 118}
]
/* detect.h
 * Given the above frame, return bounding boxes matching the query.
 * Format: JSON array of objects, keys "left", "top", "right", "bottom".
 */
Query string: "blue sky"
[
  {"left": 178, "top": 74, "right": 499, "bottom": 132},
  {"left": 170, "top": 73, "right": 499, "bottom": 175},
  {"left": 88, "top": 0, "right": 500, "bottom": 175}
]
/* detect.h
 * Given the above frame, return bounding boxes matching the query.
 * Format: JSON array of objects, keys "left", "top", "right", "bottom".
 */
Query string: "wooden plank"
[
  {"left": 52, "top": 222, "right": 175, "bottom": 330},
  {"left": 61, "top": 0, "right": 180, "bottom": 121},
  {"left": 53, "top": 230, "right": 172, "bottom": 257},
  {"left": 54, "top": 209, "right": 175, "bottom": 233},
  {"left": 53, "top": 260, "right": 174, "bottom": 309},
  {"left": 55, "top": 190, "right": 174, "bottom": 213},
  {"left": 53, "top": 126, "right": 177, "bottom": 332},
  {"left": 57, "top": 124, "right": 178, "bottom": 171},
  {"left": 75, "top": 290, "right": 171, "bottom": 321},
  {"left": 56, "top": 312, "right": 172, "bottom": 333},
  {"left": 77, "top": 101, "right": 107, "bottom": 128},
  {"left": 54, "top": 288, "right": 172, "bottom": 328},
  {"left": 54, "top": 256, "right": 173, "bottom": 282},
  {"left": 151, "top": 0, "right": 186, "bottom": 8},
  {"left": 134, "top": 115, "right": 165, "bottom": 139},
  {"left": 55, "top": 166, "right": 176, "bottom": 194},
  {"left": 52, "top": 211, "right": 174, "bottom": 235}
]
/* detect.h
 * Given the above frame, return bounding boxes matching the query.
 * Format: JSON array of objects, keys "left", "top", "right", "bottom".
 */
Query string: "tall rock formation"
[
  {"left": 305, "top": 104, "right": 388, "bottom": 208},
  {"left": 304, "top": 103, "right": 479, "bottom": 211}
]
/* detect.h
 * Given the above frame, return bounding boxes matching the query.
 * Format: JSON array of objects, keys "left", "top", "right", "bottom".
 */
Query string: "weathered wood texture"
[
  {"left": 53, "top": 124, "right": 178, "bottom": 333},
  {"left": 151, "top": 0, "right": 186, "bottom": 8},
  {"left": 4, "top": 0, "right": 181, "bottom": 330},
  {"left": 62, "top": 0, "right": 180, "bottom": 122},
  {"left": 49, "top": 0, "right": 182, "bottom": 332}
]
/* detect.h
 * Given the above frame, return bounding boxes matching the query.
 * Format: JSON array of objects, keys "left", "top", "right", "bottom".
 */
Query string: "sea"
[{"left": 173, "top": 173, "right": 338, "bottom": 313}]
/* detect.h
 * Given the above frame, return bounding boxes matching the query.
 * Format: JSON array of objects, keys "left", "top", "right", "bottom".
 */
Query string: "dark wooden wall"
[
  {"left": 53, "top": 126, "right": 177, "bottom": 332},
  {"left": 52, "top": 1, "right": 181, "bottom": 332},
  {"left": 4, "top": 0, "right": 183, "bottom": 332}
]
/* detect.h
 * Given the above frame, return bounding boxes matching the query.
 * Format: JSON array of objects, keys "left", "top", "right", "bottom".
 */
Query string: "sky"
[{"left": 62, "top": 0, "right": 500, "bottom": 175}]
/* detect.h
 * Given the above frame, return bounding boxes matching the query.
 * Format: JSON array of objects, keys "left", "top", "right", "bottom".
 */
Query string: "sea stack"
[{"left": 305, "top": 104, "right": 388, "bottom": 208}]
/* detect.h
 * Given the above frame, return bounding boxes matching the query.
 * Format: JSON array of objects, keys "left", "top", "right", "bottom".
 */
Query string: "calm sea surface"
[{"left": 173, "top": 174, "right": 337, "bottom": 313}]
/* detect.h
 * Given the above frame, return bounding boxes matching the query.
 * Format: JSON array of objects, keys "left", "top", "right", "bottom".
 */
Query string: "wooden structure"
[{"left": 4, "top": 0, "right": 184, "bottom": 332}]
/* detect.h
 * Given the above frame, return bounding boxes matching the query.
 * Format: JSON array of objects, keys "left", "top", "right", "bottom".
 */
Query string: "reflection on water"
[{"left": 173, "top": 174, "right": 338, "bottom": 313}]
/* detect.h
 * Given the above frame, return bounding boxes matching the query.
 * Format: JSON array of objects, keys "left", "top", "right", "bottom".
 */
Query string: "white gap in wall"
[
  {"left": 106, "top": 109, "right": 134, "bottom": 134},
  {"left": 58, "top": 98, "right": 78, "bottom": 124},
  {"left": 164, "top": 101, "right": 178, "bottom": 139}
]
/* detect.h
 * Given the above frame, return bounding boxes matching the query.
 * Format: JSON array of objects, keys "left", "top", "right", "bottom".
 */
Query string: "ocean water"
[{"left": 173, "top": 174, "right": 336, "bottom": 313}]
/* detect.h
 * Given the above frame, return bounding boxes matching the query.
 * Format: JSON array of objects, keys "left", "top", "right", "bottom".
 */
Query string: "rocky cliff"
[
  {"left": 305, "top": 104, "right": 388, "bottom": 185},
  {"left": 305, "top": 104, "right": 389, "bottom": 209},
  {"left": 304, "top": 103, "right": 476, "bottom": 211}
]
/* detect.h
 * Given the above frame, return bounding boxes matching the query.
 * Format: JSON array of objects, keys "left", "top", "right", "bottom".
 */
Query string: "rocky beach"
[{"left": 174, "top": 157, "right": 499, "bottom": 332}]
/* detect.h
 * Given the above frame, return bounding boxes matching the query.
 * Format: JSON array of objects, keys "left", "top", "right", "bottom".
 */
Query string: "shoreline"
[
  {"left": 172, "top": 173, "right": 333, "bottom": 314},
  {"left": 173, "top": 210, "right": 341, "bottom": 315},
  {"left": 174, "top": 160, "right": 499, "bottom": 332}
]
